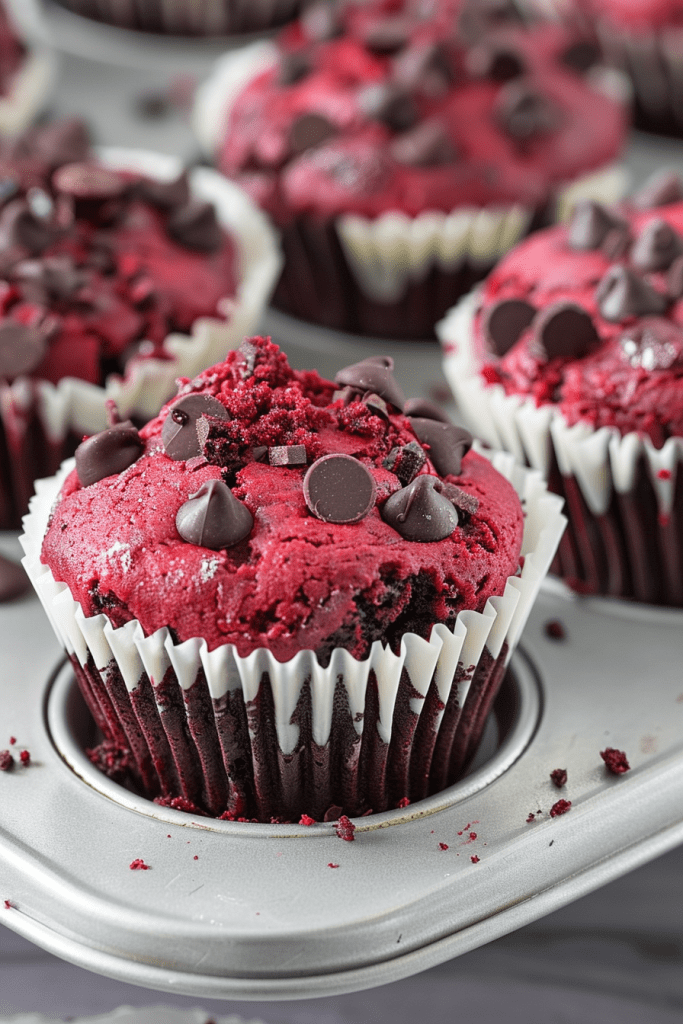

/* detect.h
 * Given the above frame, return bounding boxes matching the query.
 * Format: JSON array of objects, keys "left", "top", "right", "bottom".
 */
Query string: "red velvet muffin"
[
  {"left": 23, "top": 336, "right": 564, "bottom": 822},
  {"left": 440, "top": 170, "right": 683, "bottom": 603},
  {"left": 196, "top": 0, "right": 629, "bottom": 339},
  {"left": 0, "top": 121, "right": 280, "bottom": 527}
]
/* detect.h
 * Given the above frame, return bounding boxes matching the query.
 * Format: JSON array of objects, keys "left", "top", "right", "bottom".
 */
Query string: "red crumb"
[
  {"left": 397, "top": 796, "right": 410, "bottom": 808},
  {"left": 481, "top": 364, "right": 503, "bottom": 385},
  {"left": 658, "top": 468, "right": 672, "bottom": 480},
  {"left": 193, "top": 855, "right": 198, "bottom": 860},
  {"left": 471, "top": 855, "right": 480, "bottom": 864},
  {"left": 9, "top": 736, "right": 15, "bottom": 745},
  {"left": 549, "top": 799, "right": 572, "bottom": 817},
  {"left": 550, "top": 768, "right": 568, "bottom": 788},
  {"left": 155, "top": 795, "right": 206, "bottom": 815},
  {"left": 469, "top": 832, "right": 477, "bottom": 840},
  {"left": 439, "top": 842, "right": 449, "bottom": 850},
  {"left": 19, "top": 750, "right": 30, "bottom": 766},
  {"left": 129, "top": 859, "right": 150, "bottom": 870},
  {"left": 0, "top": 750, "right": 13, "bottom": 771},
  {"left": 299, "top": 814, "right": 316, "bottom": 826},
  {"left": 3, "top": 900, "right": 11, "bottom": 909},
  {"left": 335, "top": 815, "right": 356, "bottom": 842},
  {"left": 544, "top": 619, "right": 566, "bottom": 640},
  {"left": 600, "top": 747, "right": 631, "bottom": 774},
  {"left": 526, "top": 813, "right": 536, "bottom": 823},
  {"left": 328, "top": 863, "right": 340, "bottom": 869}
]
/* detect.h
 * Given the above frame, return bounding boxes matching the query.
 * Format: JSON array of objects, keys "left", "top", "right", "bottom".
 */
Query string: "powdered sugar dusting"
[{"left": 200, "top": 556, "right": 219, "bottom": 583}]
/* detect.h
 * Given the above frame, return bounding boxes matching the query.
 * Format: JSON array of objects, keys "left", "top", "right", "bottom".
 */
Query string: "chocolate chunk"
[
  {"left": 302, "top": 1, "right": 342, "bottom": 41},
  {"left": 390, "top": 120, "right": 457, "bottom": 166},
  {"left": 333, "top": 386, "right": 356, "bottom": 405},
  {"left": 362, "top": 17, "right": 411, "bottom": 55},
  {"left": 75, "top": 421, "right": 144, "bottom": 487},
  {"left": 383, "top": 441, "right": 426, "bottom": 485},
  {"left": 632, "top": 169, "right": 683, "bottom": 210},
  {"left": 176, "top": 479, "right": 253, "bottom": 550},
  {"left": 162, "top": 394, "right": 230, "bottom": 461},
  {"left": 439, "top": 481, "right": 480, "bottom": 516},
  {"left": 403, "top": 397, "right": 451, "bottom": 423},
  {"left": 269, "top": 444, "right": 307, "bottom": 466},
  {"left": 0, "top": 200, "right": 54, "bottom": 255},
  {"left": 619, "top": 317, "right": 683, "bottom": 370},
  {"left": 53, "top": 162, "right": 127, "bottom": 200},
  {"left": 667, "top": 255, "right": 683, "bottom": 299},
  {"left": 14, "top": 255, "right": 87, "bottom": 300},
  {"left": 278, "top": 50, "right": 311, "bottom": 87},
  {"left": 495, "top": 82, "right": 560, "bottom": 142},
  {"left": 0, "top": 553, "right": 30, "bottom": 603},
  {"left": 408, "top": 418, "right": 473, "bottom": 477},
  {"left": 0, "top": 320, "right": 48, "bottom": 378},
  {"left": 596, "top": 266, "right": 668, "bottom": 322},
  {"left": 289, "top": 113, "right": 337, "bottom": 155},
  {"left": 466, "top": 44, "right": 526, "bottom": 81},
  {"left": 359, "top": 84, "right": 420, "bottom": 133},
  {"left": 303, "top": 454, "right": 376, "bottom": 524},
  {"left": 167, "top": 201, "right": 222, "bottom": 252},
  {"left": 136, "top": 170, "right": 191, "bottom": 211},
  {"left": 560, "top": 40, "right": 601, "bottom": 74},
  {"left": 362, "top": 392, "right": 389, "bottom": 418},
  {"left": 381, "top": 475, "right": 458, "bottom": 542},
  {"left": 29, "top": 119, "right": 91, "bottom": 168},
  {"left": 252, "top": 445, "right": 268, "bottom": 462},
  {"left": 532, "top": 302, "right": 600, "bottom": 360},
  {"left": 567, "top": 200, "right": 628, "bottom": 251},
  {"left": 483, "top": 298, "right": 536, "bottom": 356},
  {"left": 631, "top": 218, "right": 683, "bottom": 272},
  {"left": 335, "top": 356, "right": 405, "bottom": 410},
  {"left": 393, "top": 42, "right": 455, "bottom": 97}
]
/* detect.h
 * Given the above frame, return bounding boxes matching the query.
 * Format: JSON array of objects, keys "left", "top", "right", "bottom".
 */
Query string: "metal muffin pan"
[{"left": 1, "top": 555, "right": 682, "bottom": 1002}]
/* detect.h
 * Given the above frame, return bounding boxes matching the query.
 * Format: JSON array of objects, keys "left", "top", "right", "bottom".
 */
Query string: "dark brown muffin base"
[{"left": 52, "top": 0, "right": 311, "bottom": 36}]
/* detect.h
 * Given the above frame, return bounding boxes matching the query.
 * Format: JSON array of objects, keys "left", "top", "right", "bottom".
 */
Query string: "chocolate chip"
[
  {"left": 495, "top": 82, "right": 560, "bottom": 142},
  {"left": 269, "top": 444, "right": 307, "bottom": 466},
  {"left": 136, "top": 170, "right": 191, "bottom": 211},
  {"left": 381, "top": 475, "right": 458, "bottom": 542},
  {"left": 567, "top": 200, "right": 628, "bottom": 251},
  {"left": 303, "top": 454, "right": 376, "bottom": 524},
  {"left": 466, "top": 44, "right": 526, "bottom": 81},
  {"left": 631, "top": 218, "right": 683, "bottom": 273},
  {"left": 333, "top": 386, "right": 356, "bottom": 405},
  {"left": 532, "top": 302, "right": 600, "bottom": 360},
  {"left": 0, "top": 320, "right": 47, "bottom": 378},
  {"left": 362, "top": 17, "right": 411, "bottom": 55},
  {"left": 596, "top": 266, "right": 668, "bottom": 322},
  {"left": 439, "top": 481, "right": 480, "bottom": 516},
  {"left": 278, "top": 50, "right": 311, "bottom": 87},
  {"left": 167, "top": 201, "right": 222, "bottom": 252},
  {"left": 0, "top": 200, "right": 54, "bottom": 255},
  {"left": 632, "top": 170, "right": 683, "bottom": 210},
  {"left": 252, "top": 445, "right": 268, "bottom": 462},
  {"left": 302, "top": 0, "right": 342, "bottom": 41},
  {"left": 53, "top": 162, "right": 127, "bottom": 200},
  {"left": 289, "top": 113, "right": 337, "bottom": 155},
  {"left": 29, "top": 119, "right": 91, "bottom": 168},
  {"left": 335, "top": 356, "right": 405, "bottom": 410},
  {"left": 668, "top": 255, "right": 683, "bottom": 299},
  {"left": 403, "top": 397, "right": 451, "bottom": 423},
  {"left": 560, "top": 40, "right": 601, "bottom": 74},
  {"left": 162, "top": 394, "right": 230, "bottom": 461},
  {"left": 362, "top": 392, "right": 389, "bottom": 418},
  {"left": 14, "top": 255, "right": 87, "bottom": 300},
  {"left": 383, "top": 441, "right": 426, "bottom": 485},
  {"left": 359, "top": 84, "right": 420, "bottom": 133},
  {"left": 390, "top": 120, "right": 457, "bottom": 166},
  {"left": 619, "top": 317, "right": 683, "bottom": 370},
  {"left": 601, "top": 226, "right": 631, "bottom": 260},
  {"left": 483, "top": 298, "right": 536, "bottom": 356},
  {"left": 408, "top": 418, "right": 473, "bottom": 477},
  {"left": 176, "top": 479, "right": 253, "bottom": 550},
  {"left": 0, "top": 553, "right": 30, "bottom": 603},
  {"left": 75, "top": 421, "right": 144, "bottom": 487},
  {"left": 393, "top": 42, "right": 455, "bottom": 97}
]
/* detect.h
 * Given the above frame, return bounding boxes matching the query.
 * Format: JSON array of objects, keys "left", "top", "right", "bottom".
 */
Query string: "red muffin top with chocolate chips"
[
  {"left": 41, "top": 337, "right": 523, "bottom": 663},
  {"left": 473, "top": 171, "right": 683, "bottom": 447},
  {"left": 219, "top": 0, "right": 627, "bottom": 222},
  {"left": 0, "top": 120, "right": 236, "bottom": 388}
]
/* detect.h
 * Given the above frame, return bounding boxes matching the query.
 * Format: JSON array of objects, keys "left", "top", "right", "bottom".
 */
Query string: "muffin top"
[
  {"left": 219, "top": 0, "right": 627, "bottom": 222},
  {"left": 41, "top": 337, "right": 524, "bottom": 663},
  {"left": 471, "top": 171, "right": 683, "bottom": 446},
  {"left": 0, "top": 120, "right": 236, "bottom": 388}
]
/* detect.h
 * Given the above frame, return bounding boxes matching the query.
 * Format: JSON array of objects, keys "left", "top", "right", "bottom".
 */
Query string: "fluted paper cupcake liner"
[
  {"left": 20, "top": 452, "right": 565, "bottom": 822},
  {"left": 49, "top": 0, "right": 309, "bottom": 35},
  {"left": 439, "top": 288, "right": 683, "bottom": 604},
  {"left": 0, "top": 146, "right": 281, "bottom": 527}
]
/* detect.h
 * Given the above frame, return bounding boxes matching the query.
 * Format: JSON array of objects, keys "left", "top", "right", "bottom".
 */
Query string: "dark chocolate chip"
[
  {"left": 403, "top": 397, "right": 451, "bottom": 423},
  {"left": 408, "top": 418, "right": 473, "bottom": 477},
  {"left": 278, "top": 50, "right": 311, "bottom": 87},
  {"left": 333, "top": 386, "right": 357, "bottom": 405},
  {"left": 0, "top": 320, "right": 48, "bottom": 378},
  {"left": 14, "top": 255, "right": 87, "bottom": 300},
  {"left": 335, "top": 356, "right": 405, "bottom": 410},
  {"left": 382, "top": 441, "right": 427, "bottom": 485},
  {"left": 466, "top": 44, "right": 526, "bottom": 82},
  {"left": 289, "top": 113, "right": 337, "bottom": 155},
  {"left": 667, "top": 255, "right": 683, "bottom": 299},
  {"left": 393, "top": 42, "right": 455, "bottom": 97},
  {"left": 362, "top": 17, "right": 411, "bottom": 55},
  {"left": 252, "top": 445, "right": 268, "bottom": 462},
  {"left": 269, "top": 444, "right": 307, "bottom": 466},
  {"left": 560, "top": 40, "right": 601, "bottom": 74},
  {"left": 176, "top": 479, "right": 253, "bottom": 550},
  {"left": 162, "top": 394, "right": 230, "bottom": 461},
  {"left": 596, "top": 266, "right": 668, "bottom": 322},
  {"left": 303, "top": 454, "right": 376, "bottom": 524},
  {"left": 302, "top": 0, "right": 342, "bottom": 41},
  {"left": 567, "top": 200, "right": 628, "bottom": 251},
  {"left": 483, "top": 298, "right": 536, "bottom": 356},
  {"left": 632, "top": 169, "right": 683, "bottom": 210},
  {"left": 495, "top": 82, "right": 560, "bottom": 142},
  {"left": 0, "top": 553, "right": 30, "bottom": 603},
  {"left": 167, "top": 201, "right": 222, "bottom": 252},
  {"left": 390, "top": 120, "right": 457, "bottom": 166},
  {"left": 75, "top": 421, "right": 144, "bottom": 487},
  {"left": 29, "top": 119, "right": 91, "bottom": 168},
  {"left": 359, "top": 84, "right": 420, "bottom": 133},
  {"left": 439, "top": 481, "right": 480, "bottom": 516},
  {"left": 631, "top": 218, "right": 683, "bottom": 273},
  {"left": 532, "top": 302, "right": 600, "bottom": 360},
  {"left": 0, "top": 200, "right": 54, "bottom": 255},
  {"left": 381, "top": 475, "right": 458, "bottom": 542},
  {"left": 52, "top": 162, "right": 127, "bottom": 200},
  {"left": 136, "top": 170, "right": 191, "bottom": 211},
  {"left": 601, "top": 226, "right": 631, "bottom": 260},
  {"left": 362, "top": 392, "right": 389, "bottom": 418},
  {"left": 619, "top": 316, "right": 683, "bottom": 370}
]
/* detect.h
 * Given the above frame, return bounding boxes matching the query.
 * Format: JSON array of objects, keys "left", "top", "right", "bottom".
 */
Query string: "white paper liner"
[
  {"left": 438, "top": 287, "right": 683, "bottom": 519},
  {"left": 20, "top": 453, "right": 565, "bottom": 804}
]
